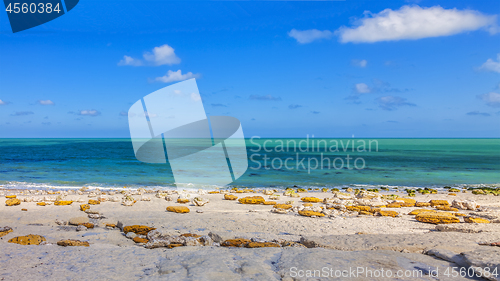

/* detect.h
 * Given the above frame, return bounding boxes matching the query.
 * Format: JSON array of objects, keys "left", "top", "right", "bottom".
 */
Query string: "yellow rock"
[
  {"left": 377, "top": 210, "right": 399, "bottom": 217},
  {"left": 0, "top": 228, "right": 13, "bottom": 238},
  {"left": 177, "top": 198, "right": 190, "bottom": 204},
  {"left": 224, "top": 194, "right": 238, "bottom": 200},
  {"left": 386, "top": 202, "right": 403, "bottom": 208},
  {"left": 301, "top": 197, "right": 322, "bottom": 203},
  {"left": 415, "top": 212, "right": 459, "bottom": 224},
  {"left": 346, "top": 206, "right": 372, "bottom": 212},
  {"left": 5, "top": 198, "right": 21, "bottom": 206},
  {"left": 448, "top": 193, "right": 457, "bottom": 196},
  {"left": 57, "top": 239, "right": 89, "bottom": 247},
  {"left": 395, "top": 198, "right": 416, "bottom": 206},
  {"left": 8, "top": 234, "right": 46, "bottom": 245},
  {"left": 408, "top": 209, "right": 436, "bottom": 215},
  {"left": 5, "top": 195, "right": 16, "bottom": 199},
  {"left": 238, "top": 196, "right": 265, "bottom": 204},
  {"left": 302, "top": 203, "right": 313, "bottom": 207},
  {"left": 246, "top": 242, "right": 280, "bottom": 248},
  {"left": 454, "top": 213, "right": 467, "bottom": 217},
  {"left": 208, "top": 191, "right": 220, "bottom": 194},
  {"left": 54, "top": 200, "right": 73, "bottom": 206},
  {"left": 464, "top": 217, "right": 490, "bottom": 223},
  {"left": 105, "top": 223, "right": 116, "bottom": 228},
  {"left": 37, "top": 202, "right": 46, "bottom": 206},
  {"left": 298, "top": 210, "right": 325, "bottom": 217},
  {"left": 429, "top": 200, "right": 449, "bottom": 207},
  {"left": 80, "top": 204, "right": 90, "bottom": 212},
  {"left": 274, "top": 204, "right": 292, "bottom": 210},
  {"left": 359, "top": 211, "right": 373, "bottom": 216},
  {"left": 123, "top": 225, "right": 156, "bottom": 235},
  {"left": 167, "top": 243, "right": 184, "bottom": 248},
  {"left": 415, "top": 202, "right": 431, "bottom": 207},
  {"left": 21, "top": 208, "right": 27, "bottom": 211},
  {"left": 88, "top": 199, "right": 100, "bottom": 205},
  {"left": 80, "top": 223, "right": 94, "bottom": 229},
  {"left": 133, "top": 237, "right": 149, "bottom": 243},
  {"left": 436, "top": 206, "right": 458, "bottom": 212},
  {"left": 221, "top": 238, "right": 251, "bottom": 247},
  {"left": 263, "top": 201, "right": 276, "bottom": 205},
  {"left": 180, "top": 233, "right": 201, "bottom": 238},
  {"left": 166, "top": 206, "right": 190, "bottom": 213}
]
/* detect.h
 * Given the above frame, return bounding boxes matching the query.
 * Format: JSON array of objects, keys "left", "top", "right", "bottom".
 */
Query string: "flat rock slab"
[{"left": 300, "top": 232, "right": 500, "bottom": 253}]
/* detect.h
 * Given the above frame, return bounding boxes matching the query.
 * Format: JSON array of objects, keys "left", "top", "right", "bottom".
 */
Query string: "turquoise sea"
[{"left": 0, "top": 138, "right": 499, "bottom": 190}]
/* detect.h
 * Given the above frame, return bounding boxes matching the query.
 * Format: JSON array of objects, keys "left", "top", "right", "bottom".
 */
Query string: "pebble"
[{"left": 76, "top": 225, "right": 87, "bottom": 232}]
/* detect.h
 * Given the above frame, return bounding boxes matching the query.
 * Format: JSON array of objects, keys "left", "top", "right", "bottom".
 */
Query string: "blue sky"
[{"left": 0, "top": 0, "right": 499, "bottom": 138}]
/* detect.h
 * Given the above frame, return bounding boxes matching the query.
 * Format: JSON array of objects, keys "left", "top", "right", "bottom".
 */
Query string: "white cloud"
[
  {"left": 118, "top": 55, "right": 142, "bottom": 66},
  {"left": 288, "top": 29, "right": 333, "bottom": 44},
  {"left": 355, "top": 83, "right": 371, "bottom": 94},
  {"left": 118, "top": 44, "right": 180, "bottom": 66},
  {"left": 0, "top": 99, "right": 8, "bottom": 105},
  {"left": 477, "top": 92, "right": 500, "bottom": 107},
  {"left": 478, "top": 54, "right": 500, "bottom": 73},
  {"left": 337, "top": 5, "right": 498, "bottom": 43},
  {"left": 190, "top": 92, "right": 201, "bottom": 102},
  {"left": 377, "top": 95, "right": 416, "bottom": 111},
  {"left": 38, "top": 100, "right": 54, "bottom": 105},
  {"left": 352, "top": 59, "right": 368, "bottom": 67},
  {"left": 78, "top": 109, "right": 101, "bottom": 116},
  {"left": 154, "top": 70, "right": 200, "bottom": 83}
]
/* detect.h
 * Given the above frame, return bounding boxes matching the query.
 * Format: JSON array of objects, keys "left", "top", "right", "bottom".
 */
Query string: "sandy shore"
[{"left": 1, "top": 188, "right": 499, "bottom": 280}]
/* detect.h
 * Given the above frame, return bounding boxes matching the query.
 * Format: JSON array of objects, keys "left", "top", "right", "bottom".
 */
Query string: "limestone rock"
[
  {"left": 298, "top": 210, "right": 324, "bottom": 217},
  {"left": 408, "top": 209, "right": 436, "bottom": 215},
  {"left": 123, "top": 225, "right": 156, "bottom": 235},
  {"left": 273, "top": 204, "right": 292, "bottom": 210},
  {"left": 88, "top": 199, "right": 100, "bottom": 205},
  {"left": 224, "top": 194, "right": 238, "bottom": 200},
  {"left": 126, "top": 232, "right": 137, "bottom": 239},
  {"left": 8, "top": 234, "right": 46, "bottom": 245},
  {"left": 57, "top": 239, "right": 89, "bottom": 247},
  {"left": 333, "top": 192, "right": 354, "bottom": 200},
  {"left": 54, "top": 200, "right": 73, "bottom": 206},
  {"left": 0, "top": 226, "right": 13, "bottom": 238},
  {"left": 80, "top": 204, "right": 90, "bottom": 212},
  {"left": 238, "top": 196, "right": 265, "bottom": 204},
  {"left": 177, "top": 198, "right": 190, "bottom": 204},
  {"left": 355, "top": 191, "right": 381, "bottom": 199},
  {"left": 5, "top": 195, "right": 16, "bottom": 199},
  {"left": 36, "top": 202, "right": 46, "bottom": 206},
  {"left": 76, "top": 225, "right": 87, "bottom": 231},
  {"left": 436, "top": 206, "right": 459, "bottom": 211},
  {"left": 300, "top": 197, "right": 322, "bottom": 203},
  {"left": 133, "top": 237, "right": 148, "bottom": 244},
  {"left": 221, "top": 238, "right": 251, "bottom": 247},
  {"left": 68, "top": 217, "right": 89, "bottom": 226},
  {"left": 166, "top": 206, "right": 190, "bottom": 213},
  {"left": 376, "top": 210, "right": 399, "bottom": 217},
  {"left": 429, "top": 200, "right": 449, "bottom": 207},
  {"left": 5, "top": 198, "right": 21, "bottom": 206},
  {"left": 262, "top": 201, "right": 276, "bottom": 205},
  {"left": 245, "top": 242, "right": 280, "bottom": 248},
  {"left": 451, "top": 199, "right": 478, "bottom": 210},
  {"left": 415, "top": 202, "right": 431, "bottom": 207},
  {"left": 464, "top": 217, "right": 490, "bottom": 223},
  {"left": 192, "top": 197, "right": 209, "bottom": 206},
  {"left": 415, "top": 212, "right": 459, "bottom": 224}
]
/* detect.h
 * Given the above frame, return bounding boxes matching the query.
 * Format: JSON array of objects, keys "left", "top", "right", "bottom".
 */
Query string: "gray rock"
[
  {"left": 126, "top": 232, "right": 137, "bottom": 239},
  {"left": 68, "top": 217, "right": 89, "bottom": 226},
  {"left": 76, "top": 225, "right": 87, "bottom": 232},
  {"left": 461, "top": 248, "right": 500, "bottom": 281},
  {"left": 435, "top": 224, "right": 491, "bottom": 233},
  {"left": 425, "top": 248, "right": 469, "bottom": 267}
]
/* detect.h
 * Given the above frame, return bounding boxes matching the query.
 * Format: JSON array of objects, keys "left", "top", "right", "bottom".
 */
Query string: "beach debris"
[
  {"left": 167, "top": 206, "right": 190, "bottom": 213},
  {"left": 451, "top": 199, "right": 478, "bottom": 210},
  {"left": 415, "top": 212, "right": 459, "bottom": 224},
  {"left": 57, "top": 239, "right": 89, "bottom": 247},
  {"left": 5, "top": 198, "right": 21, "bottom": 206},
  {"left": 8, "top": 234, "right": 46, "bottom": 245},
  {"left": 123, "top": 225, "right": 156, "bottom": 235},
  {"left": 192, "top": 197, "right": 209, "bottom": 206},
  {"left": 224, "top": 194, "right": 238, "bottom": 200},
  {"left": 464, "top": 217, "right": 490, "bottom": 223},
  {"left": 80, "top": 204, "right": 90, "bottom": 212},
  {"left": 0, "top": 226, "right": 13, "bottom": 238},
  {"left": 298, "top": 210, "right": 325, "bottom": 217},
  {"left": 429, "top": 200, "right": 449, "bottom": 207},
  {"left": 54, "top": 200, "right": 73, "bottom": 206},
  {"left": 68, "top": 217, "right": 90, "bottom": 226},
  {"left": 238, "top": 196, "right": 265, "bottom": 204},
  {"left": 76, "top": 225, "right": 87, "bottom": 231}
]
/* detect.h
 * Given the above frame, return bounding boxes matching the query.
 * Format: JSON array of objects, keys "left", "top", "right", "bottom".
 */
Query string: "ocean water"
[{"left": 0, "top": 138, "right": 499, "bottom": 190}]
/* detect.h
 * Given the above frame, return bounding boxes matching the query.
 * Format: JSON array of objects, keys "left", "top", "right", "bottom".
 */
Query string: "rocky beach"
[{"left": 0, "top": 187, "right": 499, "bottom": 280}]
